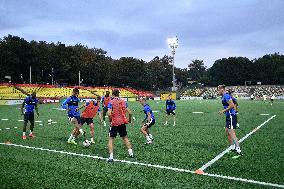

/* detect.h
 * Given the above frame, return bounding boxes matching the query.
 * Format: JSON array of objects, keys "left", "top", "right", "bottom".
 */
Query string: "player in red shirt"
[
  {"left": 76, "top": 98, "right": 103, "bottom": 144},
  {"left": 107, "top": 89, "right": 134, "bottom": 162}
]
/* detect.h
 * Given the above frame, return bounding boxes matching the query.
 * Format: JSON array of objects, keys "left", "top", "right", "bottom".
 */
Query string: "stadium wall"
[{"left": 0, "top": 99, "right": 24, "bottom": 105}]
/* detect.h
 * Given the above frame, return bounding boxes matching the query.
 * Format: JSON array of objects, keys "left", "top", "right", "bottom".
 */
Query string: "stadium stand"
[
  {"left": 253, "top": 85, "right": 284, "bottom": 97},
  {"left": 0, "top": 85, "right": 26, "bottom": 99},
  {"left": 181, "top": 85, "right": 284, "bottom": 99},
  {"left": 180, "top": 88, "right": 204, "bottom": 97},
  {"left": 0, "top": 83, "right": 155, "bottom": 100}
]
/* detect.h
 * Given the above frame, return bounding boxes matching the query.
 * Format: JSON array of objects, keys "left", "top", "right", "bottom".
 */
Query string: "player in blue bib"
[
  {"left": 164, "top": 94, "right": 176, "bottom": 126},
  {"left": 61, "top": 88, "right": 84, "bottom": 145},
  {"left": 218, "top": 85, "right": 242, "bottom": 157},
  {"left": 21, "top": 92, "right": 39, "bottom": 140},
  {"left": 139, "top": 98, "right": 155, "bottom": 144}
]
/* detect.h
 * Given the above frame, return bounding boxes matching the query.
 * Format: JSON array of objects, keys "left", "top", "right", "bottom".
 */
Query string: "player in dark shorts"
[
  {"left": 139, "top": 98, "right": 156, "bottom": 144},
  {"left": 218, "top": 85, "right": 242, "bottom": 158},
  {"left": 21, "top": 92, "right": 39, "bottom": 140},
  {"left": 61, "top": 88, "right": 84, "bottom": 145},
  {"left": 76, "top": 98, "right": 103, "bottom": 144},
  {"left": 107, "top": 89, "right": 134, "bottom": 162},
  {"left": 164, "top": 94, "right": 176, "bottom": 126}
]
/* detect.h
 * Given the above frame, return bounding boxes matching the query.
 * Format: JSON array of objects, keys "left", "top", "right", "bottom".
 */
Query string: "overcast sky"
[{"left": 0, "top": 0, "right": 283, "bottom": 68}]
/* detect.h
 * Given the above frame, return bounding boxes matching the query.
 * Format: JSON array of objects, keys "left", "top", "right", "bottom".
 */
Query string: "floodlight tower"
[{"left": 167, "top": 36, "right": 179, "bottom": 91}]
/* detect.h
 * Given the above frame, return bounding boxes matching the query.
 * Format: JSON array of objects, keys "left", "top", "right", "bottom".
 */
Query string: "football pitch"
[{"left": 0, "top": 100, "right": 283, "bottom": 189}]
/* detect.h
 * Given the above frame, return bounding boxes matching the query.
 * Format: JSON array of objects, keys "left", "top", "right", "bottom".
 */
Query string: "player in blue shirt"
[
  {"left": 218, "top": 85, "right": 242, "bottom": 157},
  {"left": 61, "top": 88, "right": 84, "bottom": 145},
  {"left": 139, "top": 98, "right": 155, "bottom": 144},
  {"left": 101, "top": 91, "right": 112, "bottom": 127},
  {"left": 164, "top": 94, "right": 176, "bottom": 126},
  {"left": 21, "top": 92, "right": 39, "bottom": 140},
  {"left": 228, "top": 89, "right": 240, "bottom": 128}
]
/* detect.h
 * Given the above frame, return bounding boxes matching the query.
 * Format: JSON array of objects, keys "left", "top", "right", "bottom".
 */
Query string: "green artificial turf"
[{"left": 0, "top": 100, "right": 283, "bottom": 188}]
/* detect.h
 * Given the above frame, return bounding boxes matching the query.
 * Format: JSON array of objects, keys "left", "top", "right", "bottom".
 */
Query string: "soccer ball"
[{"left": 82, "top": 140, "right": 91, "bottom": 148}]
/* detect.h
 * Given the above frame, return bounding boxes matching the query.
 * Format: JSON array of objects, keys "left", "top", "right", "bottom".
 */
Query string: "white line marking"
[
  {"left": 199, "top": 115, "right": 276, "bottom": 171},
  {"left": 14, "top": 127, "right": 18, "bottom": 129},
  {"left": 51, "top": 122, "right": 57, "bottom": 124},
  {"left": 0, "top": 143, "right": 283, "bottom": 188},
  {"left": 1, "top": 119, "right": 8, "bottom": 121},
  {"left": 192, "top": 112, "right": 204, "bottom": 114},
  {"left": 18, "top": 120, "right": 24, "bottom": 122},
  {"left": 35, "top": 121, "right": 42, "bottom": 123},
  {"left": 52, "top": 108, "right": 65, "bottom": 111},
  {"left": 39, "top": 124, "right": 43, "bottom": 126},
  {"left": 5, "top": 128, "right": 10, "bottom": 130},
  {"left": 152, "top": 110, "right": 159, "bottom": 113},
  {"left": 0, "top": 129, "right": 2, "bottom": 131},
  {"left": 204, "top": 172, "right": 284, "bottom": 188},
  {"left": 260, "top": 114, "right": 270, "bottom": 116}
]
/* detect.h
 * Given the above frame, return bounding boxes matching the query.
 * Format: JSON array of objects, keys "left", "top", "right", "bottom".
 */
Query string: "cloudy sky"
[{"left": 0, "top": 0, "right": 283, "bottom": 68}]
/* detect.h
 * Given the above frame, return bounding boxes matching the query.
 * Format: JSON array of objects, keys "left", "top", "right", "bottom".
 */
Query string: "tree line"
[{"left": 0, "top": 35, "right": 283, "bottom": 90}]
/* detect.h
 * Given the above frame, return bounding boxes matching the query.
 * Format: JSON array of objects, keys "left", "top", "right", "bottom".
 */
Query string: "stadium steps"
[{"left": 198, "top": 89, "right": 206, "bottom": 97}]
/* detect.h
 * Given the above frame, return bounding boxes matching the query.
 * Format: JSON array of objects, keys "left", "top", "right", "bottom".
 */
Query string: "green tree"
[{"left": 188, "top": 59, "right": 207, "bottom": 82}]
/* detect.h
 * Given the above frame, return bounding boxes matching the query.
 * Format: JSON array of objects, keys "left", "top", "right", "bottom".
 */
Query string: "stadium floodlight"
[{"left": 167, "top": 36, "right": 179, "bottom": 91}]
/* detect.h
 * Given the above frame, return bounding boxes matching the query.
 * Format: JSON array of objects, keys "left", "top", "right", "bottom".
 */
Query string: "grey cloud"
[{"left": 0, "top": 0, "right": 283, "bottom": 68}]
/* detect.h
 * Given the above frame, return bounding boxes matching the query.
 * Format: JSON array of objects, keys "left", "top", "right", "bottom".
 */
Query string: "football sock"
[
  {"left": 68, "top": 134, "right": 74, "bottom": 141},
  {"left": 230, "top": 144, "right": 236, "bottom": 150},
  {"left": 128, "top": 149, "right": 133, "bottom": 156},
  {"left": 109, "top": 153, "right": 114, "bottom": 159},
  {"left": 146, "top": 135, "right": 151, "bottom": 141},
  {"left": 149, "top": 134, "right": 153, "bottom": 140},
  {"left": 23, "top": 132, "right": 26, "bottom": 136},
  {"left": 79, "top": 129, "right": 84, "bottom": 135}
]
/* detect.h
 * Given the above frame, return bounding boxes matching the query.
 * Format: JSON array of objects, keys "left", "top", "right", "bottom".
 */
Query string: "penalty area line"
[
  {"left": 198, "top": 115, "right": 277, "bottom": 172},
  {"left": 0, "top": 143, "right": 283, "bottom": 188}
]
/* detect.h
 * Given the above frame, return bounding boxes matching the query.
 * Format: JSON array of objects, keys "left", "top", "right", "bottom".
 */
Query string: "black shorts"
[
  {"left": 166, "top": 109, "right": 176, "bottom": 115},
  {"left": 226, "top": 115, "right": 238, "bottom": 129},
  {"left": 109, "top": 124, "right": 127, "bottom": 138},
  {"left": 68, "top": 115, "right": 82, "bottom": 124},
  {"left": 103, "top": 106, "right": 108, "bottom": 112},
  {"left": 143, "top": 119, "right": 155, "bottom": 128},
  {"left": 81, "top": 118, "right": 93, "bottom": 125},
  {"left": 24, "top": 113, "right": 34, "bottom": 122}
]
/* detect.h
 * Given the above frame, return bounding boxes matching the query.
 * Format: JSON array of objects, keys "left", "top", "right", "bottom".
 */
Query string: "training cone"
[{"left": 195, "top": 169, "right": 204, "bottom": 175}]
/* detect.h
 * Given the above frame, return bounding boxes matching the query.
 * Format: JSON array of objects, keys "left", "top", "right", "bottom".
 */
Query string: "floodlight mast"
[{"left": 167, "top": 36, "right": 179, "bottom": 91}]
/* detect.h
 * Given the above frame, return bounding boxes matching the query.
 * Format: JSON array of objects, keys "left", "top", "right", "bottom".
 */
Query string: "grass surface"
[{"left": 0, "top": 100, "right": 283, "bottom": 188}]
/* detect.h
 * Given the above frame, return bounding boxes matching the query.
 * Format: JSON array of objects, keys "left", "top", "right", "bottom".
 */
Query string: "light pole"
[
  {"left": 49, "top": 67, "right": 54, "bottom": 85},
  {"left": 167, "top": 36, "right": 179, "bottom": 91}
]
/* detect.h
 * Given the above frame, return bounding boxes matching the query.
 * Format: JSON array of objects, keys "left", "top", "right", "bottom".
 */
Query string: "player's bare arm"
[{"left": 219, "top": 99, "right": 234, "bottom": 114}]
